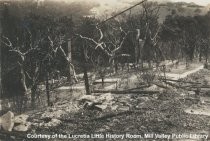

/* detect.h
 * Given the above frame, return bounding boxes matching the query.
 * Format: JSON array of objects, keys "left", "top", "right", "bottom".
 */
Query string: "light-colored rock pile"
[
  {"left": 78, "top": 93, "right": 114, "bottom": 111},
  {"left": 0, "top": 111, "right": 30, "bottom": 132}
]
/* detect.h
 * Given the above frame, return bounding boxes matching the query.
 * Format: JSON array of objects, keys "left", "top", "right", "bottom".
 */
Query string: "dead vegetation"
[{"left": 1, "top": 1, "right": 210, "bottom": 141}]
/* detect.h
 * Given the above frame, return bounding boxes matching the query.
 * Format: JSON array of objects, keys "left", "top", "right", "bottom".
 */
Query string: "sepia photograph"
[{"left": 0, "top": 0, "right": 210, "bottom": 140}]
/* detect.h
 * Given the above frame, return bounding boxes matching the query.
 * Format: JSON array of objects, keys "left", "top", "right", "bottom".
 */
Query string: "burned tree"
[
  {"left": 122, "top": 1, "right": 162, "bottom": 68},
  {"left": 1, "top": 32, "right": 41, "bottom": 111}
]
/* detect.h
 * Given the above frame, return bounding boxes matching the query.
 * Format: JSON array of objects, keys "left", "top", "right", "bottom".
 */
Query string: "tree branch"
[
  {"left": 1, "top": 36, "right": 13, "bottom": 48},
  {"left": 112, "top": 29, "right": 130, "bottom": 53},
  {"left": 96, "top": 25, "right": 104, "bottom": 42},
  {"left": 75, "top": 34, "right": 112, "bottom": 57}
]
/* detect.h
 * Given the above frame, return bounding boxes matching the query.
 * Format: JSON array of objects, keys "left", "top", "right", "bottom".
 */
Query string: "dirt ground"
[
  {"left": 2, "top": 61, "right": 209, "bottom": 141},
  {"left": 25, "top": 62, "right": 210, "bottom": 141}
]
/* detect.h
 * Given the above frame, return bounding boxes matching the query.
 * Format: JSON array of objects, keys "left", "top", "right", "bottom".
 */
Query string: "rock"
[
  {"left": 41, "top": 109, "right": 65, "bottom": 118},
  {"left": 14, "top": 114, "right": 29, "bottom": 124},
  {"left": 79, "top": 95, "right": 97, "bottom": 103},
  {"left": 0, "top": 111, "right": 14, "bottom": 132},
  {"left": 188, "top": 91, "right": 195, "bottom": 95},
  {"left": 138, "top": 97, "right": 150, "bottom": 102},
  {"left": 135, "top": 103, "right": 145, "bottom": 109},
  {"left": 113, "top": 119, "right": 120, "bottom": 123},
  {"left": 111, "top": 105, "right": 118, "bottom": 111},
  {"left": 83, "top": 101, "right": 94, "bottom": 109},
  {"left": 98, "top": 93, "right": 114, "bottom": 102},
  {"left": 44, "top": 119, "right": 61, "bottom": 127},
  {"left": 200, "top": 99, "right": 205, "bottom": 104},
  {"left": 13, "top": 122, "right": 31, "bottom": 132},
  {"left": 78, "top": 95, "right": 101, "bottom": 108},
  {"left": 31, "top": 123, "right": 39, "bottom": 126},
  {"left": 80, "top": 93, "right": 114, "bottom": 104},
  {"left": 39, "top": 122, "right": 44, "bottom": 127},
  {"left": 97, "top": 125, "right": 110, "bottom": 132},
  {"left": 94, "top": 104, "right": 107, "bottom": 111},
  {"left": 118, "top": 106, "right": 129, "bottom": 111},
  {"left": 79, "top": 93, "right": 115, "bottom": 111},
  {"left": 146, "top": 85, "right": 158, "bottom": 91}
]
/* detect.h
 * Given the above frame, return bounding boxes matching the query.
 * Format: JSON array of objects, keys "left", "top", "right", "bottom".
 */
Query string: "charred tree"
[
  {"left": 81, "top": 45, "right": 91, "bottom": 95},
  {"left": 45, "top": 70, "right": 50, "bottom": 106},
  {"left": 67, "top": 39, "right": 73, "bottom": 83}
]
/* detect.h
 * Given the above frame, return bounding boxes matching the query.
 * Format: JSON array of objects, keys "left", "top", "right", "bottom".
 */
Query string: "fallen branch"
[
  {"left": 126, "top": 85, "right": 150, "bottom": 91},
  {"left": 186, "top": 85, "right": 210, "bottom": 89},
  {"left": 152, "top": 82, "right": 168, "bottom": 89},
  {"left": 92, "top": 89, "right": 159, "bottom": 94},
  {"left": 92, "top": 81, "right": 118, "bottom": 85},
  {"left": 163, "top": 81, "right": 190, "bottom": 91},
  {"left": 159, "top": 78, "right": 201, "bottom": 84}
]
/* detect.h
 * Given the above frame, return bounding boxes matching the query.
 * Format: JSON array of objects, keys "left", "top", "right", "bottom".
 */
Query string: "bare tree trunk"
[
  {"left": 0, "top": 18, "right": 2, "bottom": 98},
  {"left": 67, "top": 63, "right": 72, "bottom": 83},
  {"left": 148, "top": 60, "right": 152, "bottom": 68},
  {"left": 199, "top": 51, "right": 202, "bottom": 62},
  {"left": 205, "top": 55, "right": 208, "bottom": 63},
  {"left": 127, "top": 63, "right": 130, "bottom": 72},
  {"left": 114, "top": 59, "right": 118, "bottom": 74},
  {"left": 31, "top": 84, "right": 37, "bottom": 108},
  {"left": 83, "top": 63, "right": 90, "bottom": 95},
  {"left": 20, "top": 65, "right": 27, "bottom": 96},
  {"left": 18, "top": 65, "right": 28, "bottom": 113},
  {"left": 205, "top": 49, "right": 208, "bottom": 63},
  {"left": 0, "top": 39, "right": 1, "bottom": 99},
  {"left": 82, "top": 46, "right": 91, "bottom": 95},
  {"left": 139, "top": 40, "right": 144, "bottom": 69},
  {"left": 46, "top": 72, "right": 50, "bottom": 106},
  {"left": 67, "top": 39, "right": 72, "bottom": 83},
  {"left": 135, "top": 44, "right": 139, "bottom": 64},
  {"left": 121, "top": 62, "right": 125, "bottom": 71},
  {"left": 186, "top": 57, "right": 189, "bottom": 69},
  {"left": 101, "top": 77, "right": 104, "bottom": 87},
  {"left": 135, "top": 29, "right": 141, "bottom": 64}
]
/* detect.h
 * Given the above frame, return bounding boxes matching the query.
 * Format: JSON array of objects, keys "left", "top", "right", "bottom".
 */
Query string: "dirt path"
[
  {"left": 164, "top": 65, "right": 204, "bottom": 80},
  {"left": 56, "top": 64, "right": 204, "bottom": 93}
]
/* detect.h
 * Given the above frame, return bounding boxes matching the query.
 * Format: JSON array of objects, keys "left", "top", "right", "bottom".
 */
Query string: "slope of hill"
[
  {"left": 157, "top": 1, "right": 207, "bottom": 23},
  {"left": 92, "top": 1, "right": 210, "bottom": 23}
]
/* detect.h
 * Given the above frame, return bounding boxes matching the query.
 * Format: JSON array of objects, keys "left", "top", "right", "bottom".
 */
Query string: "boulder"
[
  {"left": 78, "top": 95, "right": 98, "bottom": 104},
  {"left": 0, "top": 111, "right": 14, "bottom": 132},
  {"left": 78, "top": 93, "right": 115, "bottom": 111},
  {"left": 14, "top": 114, "right": 29, "bottom": 124},
  {"left": 13, "top": 122, "right": 31, "bottom": 132}
]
